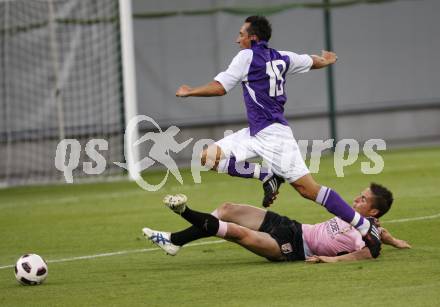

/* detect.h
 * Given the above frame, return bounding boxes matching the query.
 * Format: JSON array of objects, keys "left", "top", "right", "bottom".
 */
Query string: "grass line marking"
[
  {"left": 384, "top": 213, "right": 440, "bottom": 223},
  {"left": 1, "top": 213, "right": 439, "bottom": 271},
  {"left": 0, "top": 240, "right": 225, "bottom": 270}
]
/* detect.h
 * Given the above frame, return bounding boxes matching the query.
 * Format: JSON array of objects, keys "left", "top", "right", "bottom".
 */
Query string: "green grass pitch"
[{"left": 0, "top": 147, "right": 439, "bottom": 306}]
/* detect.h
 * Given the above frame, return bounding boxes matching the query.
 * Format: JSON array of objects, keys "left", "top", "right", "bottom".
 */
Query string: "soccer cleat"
[
  {"left": 142, "top": 227, "right": 180, "bottom": 256},
  {"left": 362, "top": 217, "right": 382, "bottom": 258},
  {"left": 163, "top": 194, "right": 187, "bottom": 214},
  {"left": 262, "top": 174, "right": 285, "bottom": 207}
]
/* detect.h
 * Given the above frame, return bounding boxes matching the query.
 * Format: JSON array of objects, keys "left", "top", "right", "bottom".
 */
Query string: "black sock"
[
  {"left": 170, "top": 226, "right": 210, "bottom": 246},
  {"left": 179, "top": 206, "right": 220, "bottom": 236}
]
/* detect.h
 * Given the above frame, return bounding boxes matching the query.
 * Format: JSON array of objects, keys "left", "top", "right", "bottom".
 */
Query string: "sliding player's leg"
[
  {"left": 224, "top": 223, "right": 284, "bottom": 261},
  {"left": 215, "top": 202, "right": 267, "bottom": 230},
  {"left": 169, "top": 201, "right": 267, "bottom": 247},
  {"left": 162, "top": 194, "right": 284, "bottom": 260}
]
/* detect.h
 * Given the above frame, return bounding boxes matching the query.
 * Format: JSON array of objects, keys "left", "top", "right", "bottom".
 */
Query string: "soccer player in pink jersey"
[{"left": 143, "top": 183, "right": 410, "bottom": 262}]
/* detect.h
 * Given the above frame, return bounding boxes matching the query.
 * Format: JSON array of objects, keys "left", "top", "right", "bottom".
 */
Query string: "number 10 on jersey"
[{"left": 266, "top": 60, "right": 286, "bottom": 97}]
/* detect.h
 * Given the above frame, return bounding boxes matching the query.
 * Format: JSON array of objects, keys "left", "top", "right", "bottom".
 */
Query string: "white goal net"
[{"left": 0, "top": 0, "right": 132, "bottom": 187}]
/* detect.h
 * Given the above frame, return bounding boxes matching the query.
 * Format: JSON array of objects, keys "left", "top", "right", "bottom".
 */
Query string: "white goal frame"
[{"left": 118, "top": 0, "right": 141, "bottom": 181}]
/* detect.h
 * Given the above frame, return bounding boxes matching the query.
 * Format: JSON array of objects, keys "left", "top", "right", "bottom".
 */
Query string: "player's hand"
[
  {"left": 176, "top": 85, "right": 192, "bottom": 97},
  {"left": 321, "top": 50, "right": 338, "bottom": 64},
  {"left": 305, "top": 255, "right": 337, "bottom": 264},
  {"left": 305, "top": 256, "right": 321, "bottom": 263},
  {"left": 393, "top": 239, "right": 411, "bottom": 249}
]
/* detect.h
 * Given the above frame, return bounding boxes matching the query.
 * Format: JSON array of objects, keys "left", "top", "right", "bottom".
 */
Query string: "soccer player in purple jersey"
[
  {"left": 176, "top": 16, "right": 378, "bottom": 247},
  {"left": 143, "top": 183, "right": 410, "bottom": 262}
]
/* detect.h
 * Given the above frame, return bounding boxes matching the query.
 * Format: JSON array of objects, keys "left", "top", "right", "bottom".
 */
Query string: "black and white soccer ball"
[{"left": 14, "top": 254, "right": 48, "bottom": 285}]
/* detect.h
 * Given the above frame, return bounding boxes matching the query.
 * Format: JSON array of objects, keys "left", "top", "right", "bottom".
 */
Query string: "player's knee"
[
  {"left": 200, "top": 151, "right": 207, "bottom": 165},
  {"left": 200, "top": 148, "right": 220, "bottom": 170},
  {"left": 200, "top": 151, "right": 214, "bottom": 169},
  {"left": 217, "top": 202, "right": 235, "bottom": 220}
]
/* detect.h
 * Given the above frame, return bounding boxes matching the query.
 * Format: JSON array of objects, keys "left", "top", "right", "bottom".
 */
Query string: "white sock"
[
  {"left": 253, "top": 164, "right": 261, "bottom": 179},
  {"left": 355, "top": 216, "right": 371, "bottom": 236},
  {"left": 216, "top": 221, "right": 228, "bottom": 238}
]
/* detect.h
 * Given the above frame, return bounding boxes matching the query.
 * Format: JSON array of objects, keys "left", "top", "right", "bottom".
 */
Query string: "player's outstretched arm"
[
  {"left": 176, "top": 81, "right": 226, "bottom": 98},
  {"left": 305, "top": 247, "right": 373, "bottom": 264},
  {"left": 310, "top": 50, "right": 338, "bottom": 69},
  {"left": 380, "top": 227, "right": 411, "bottom": 249}
]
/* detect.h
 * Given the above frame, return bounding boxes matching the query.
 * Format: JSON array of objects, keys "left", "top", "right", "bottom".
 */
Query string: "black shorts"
[{"left": 258, "top": 211, "right": 305, "bottom": 262}]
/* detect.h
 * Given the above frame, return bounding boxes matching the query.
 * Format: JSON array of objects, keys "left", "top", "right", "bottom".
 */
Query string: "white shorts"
[{"left": 215, "top": 123, "right": 309, "bottom": 183}]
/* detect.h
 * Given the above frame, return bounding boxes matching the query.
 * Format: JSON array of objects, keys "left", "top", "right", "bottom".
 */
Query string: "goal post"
[{"left": 118, "top": 0, "right": 141, "bottom": 182}]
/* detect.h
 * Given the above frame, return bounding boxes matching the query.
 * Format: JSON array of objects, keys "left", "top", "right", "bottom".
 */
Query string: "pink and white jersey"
[{"left": 302, "top": 217, "right": 365, "bottom": 257}]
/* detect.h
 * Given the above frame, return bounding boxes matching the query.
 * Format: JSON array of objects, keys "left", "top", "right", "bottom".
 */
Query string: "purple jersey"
[{"left": 215, "top": 41, "right": 313, "bottom": 135}]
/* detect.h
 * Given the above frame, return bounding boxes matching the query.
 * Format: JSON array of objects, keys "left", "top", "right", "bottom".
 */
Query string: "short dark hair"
[
  {"left": 370, "top": 183, "right": 393, "bottom": 218},
  {"left": 245, "top": 16, "right": 272, "bottom": 42}
]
